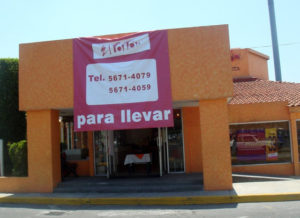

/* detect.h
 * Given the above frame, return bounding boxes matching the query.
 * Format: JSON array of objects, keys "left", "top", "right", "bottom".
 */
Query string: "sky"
[{"left": 1, "top": 0, "right": 300, "bottom": 82}]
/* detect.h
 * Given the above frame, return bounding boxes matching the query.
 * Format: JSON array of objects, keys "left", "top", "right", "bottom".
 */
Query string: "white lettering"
[
  {"left": 132, "top": 112, "right": 142, "bottom": 122},
  {"left": 76, "top": 109, "right": 171, "bottom": 129},
  {"left": 105, "top": 114, "right": 114, "bottom": 123},
  {"left": 121, "top": 110, "right": 125, "bottom": 123},
  {"left": 97, "top": 114, "right": 104, "bottom": 123},
  {"left": 153, "top": 110, "right": 163, "bottom": 121},
  {"left": 77, "top": 115, "right": 86, "bottom": 129},
  {"left": 76, "top": 113, "right": 115, "bottom": 129},
  {"left": 126, "top": 109, "right": 131, "bottom": 122},
  {"left": 142, "top": 111, "right": 152, "bottom": 121},
  {"left": 164, "top": 110, "right": 171, "bottom": 120},
  {"left": 87, "top": 114, "right": 96, "bottom": 125}
]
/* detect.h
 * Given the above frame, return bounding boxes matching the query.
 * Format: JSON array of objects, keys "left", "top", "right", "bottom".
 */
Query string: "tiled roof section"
[{"left": 229, "top": 79, "right": 300, "bottom": 107}]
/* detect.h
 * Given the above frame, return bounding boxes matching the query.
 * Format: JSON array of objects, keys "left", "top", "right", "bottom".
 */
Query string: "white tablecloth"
[{"left": 124, "top": 153, "right": 151, "bottom": 165}]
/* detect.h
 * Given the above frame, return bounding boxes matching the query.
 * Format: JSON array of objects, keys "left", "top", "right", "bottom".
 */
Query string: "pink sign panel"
[{"left": 73, "top": 30, "right": 173, "bottom": 131}]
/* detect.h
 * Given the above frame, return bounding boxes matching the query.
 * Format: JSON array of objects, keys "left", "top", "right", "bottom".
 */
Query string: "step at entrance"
[{"left": 54, "top": 174, "right": 203, "bottom": 193}]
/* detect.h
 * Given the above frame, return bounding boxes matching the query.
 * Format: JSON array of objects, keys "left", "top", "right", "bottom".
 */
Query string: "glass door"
[
  {"left": 109, "top": 128, "right": 160, "bottom": 177},
  {"left": 167, "top": 109, "right": 185, "bottom": 173},
  {"left": 160, "top": 127, "right": 169, "bottom": 175},
  {"left": 158, "top": 128, "right": 163, "bottom": 176},
  {"left": 107, "top": 130, "right": 116, "bottom": 177},
  {"left": 94, "top": 131, "right": 108, "bottom": 176}
]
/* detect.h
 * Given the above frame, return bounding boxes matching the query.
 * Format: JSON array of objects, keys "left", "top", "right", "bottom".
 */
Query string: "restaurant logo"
[{"left": 92, "top": 33, "right": 150, "bottom": 59}]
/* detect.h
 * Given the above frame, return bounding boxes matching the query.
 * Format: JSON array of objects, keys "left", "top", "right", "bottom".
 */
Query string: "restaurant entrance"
[
  {"left": 93, "top": 109, "right": 185, "bottom": 177},
  {"left": 94, "top": 128, "right": 163, "bottom": 177}
]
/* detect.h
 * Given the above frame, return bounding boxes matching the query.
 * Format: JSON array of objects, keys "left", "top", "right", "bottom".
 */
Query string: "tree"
[{"left": 0, "top": 58, "right": 26, "bottom": 175}]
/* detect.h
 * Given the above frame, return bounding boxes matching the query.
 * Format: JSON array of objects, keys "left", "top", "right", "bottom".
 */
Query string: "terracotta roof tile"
[{"left": 229, "top": 79, "right": 300, "bottom": 107}]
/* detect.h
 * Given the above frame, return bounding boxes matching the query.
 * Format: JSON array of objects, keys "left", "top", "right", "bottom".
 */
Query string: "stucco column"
[
  {"left": 27, "top": 110, "right": 60, "bottom": 192},
  {"left": 199, "top": 99, "right": 232, "bottom": 190},
  {"left": 290, "top": 113, "right": 300, "bottom": 175}
]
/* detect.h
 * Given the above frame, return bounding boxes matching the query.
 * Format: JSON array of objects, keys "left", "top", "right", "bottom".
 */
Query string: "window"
[
  {"left": 60, "top": 116, "right": 88, "bottom": 160},
  {"left": 230, "top": 121, "right": 291, "bottom": 165}
]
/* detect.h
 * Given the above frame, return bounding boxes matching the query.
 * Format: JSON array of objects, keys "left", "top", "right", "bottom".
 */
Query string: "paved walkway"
[{"left": 1, "top": 174, "right": 300, "bottom": 205}]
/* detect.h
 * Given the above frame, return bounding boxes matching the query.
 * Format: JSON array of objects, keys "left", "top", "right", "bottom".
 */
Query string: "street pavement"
[{"left": 1, "top": 201, "right": 300, "bottom": 218}]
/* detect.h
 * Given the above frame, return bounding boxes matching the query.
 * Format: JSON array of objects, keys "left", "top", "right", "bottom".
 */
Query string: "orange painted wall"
[
  {"left": 68, "top": 160, "right": 90, "bottom": 176},
  {"left": 199, "top": 99, "right": 232, "bottom": 190},
  {"left": 231, "top": 48, "right": 269, "bottom": 80},
  {"left": 0, "top": 177, "right": 31, "bottom": 192},
  {"left": 231, "top": 49, "right": 249, "bottom": 78},
  {"left": 248, "top": 49, "right": 269, "bottom": 80},
  {"left": 27, "top": 110, "right": 61, "bottom": 192},
  {"left": 228, "top": 102, "right": 300, "bottom": 176},
  {"left": 229, "top": 102, "right": 290, "bottom": 124},
  {"left": 19, "top": 40, "right": 73, "bottom": 110},
  {"left": 232, "top": 163, "right": 294, "bottom": 176},
  {"left": 19, "top": 25, "right": 233, "bottom": 111},
  {"left": 0, "top": 110, "right": 61, "bottom": 192},
  {"left": 182, "top": 107, "right": 202, "bottom": 173},
  {"left": 50, "top": 110, "right": 61, "bottom": 188},
  {"left": 290, "top": 112, "right": 300, "bottom": 175},
  {"left": 294, "top": 111, "right": 300, "bottom": 175},
  {"left": 168, "top": 26, "right": 232, "bottom": 101}
]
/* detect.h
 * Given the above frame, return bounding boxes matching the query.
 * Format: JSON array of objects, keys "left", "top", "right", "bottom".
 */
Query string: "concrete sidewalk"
[{"left": 1, "top": 175, "right": 300, "bottom": 205}]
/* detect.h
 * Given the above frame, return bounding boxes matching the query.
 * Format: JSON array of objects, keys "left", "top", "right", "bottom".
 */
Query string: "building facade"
[{"left": 0, "top": 25, "right": 299, "bottom": 193}]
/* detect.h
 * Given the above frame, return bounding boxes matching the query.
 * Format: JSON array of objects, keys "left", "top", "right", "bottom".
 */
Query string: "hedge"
[{"left": 0, "top": 58, "right": 26, "bottom": 176}]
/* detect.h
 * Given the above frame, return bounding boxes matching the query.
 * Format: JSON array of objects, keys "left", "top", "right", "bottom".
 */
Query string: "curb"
[{"left": 1, "top": 193, "right": 300, "bottom": 205}]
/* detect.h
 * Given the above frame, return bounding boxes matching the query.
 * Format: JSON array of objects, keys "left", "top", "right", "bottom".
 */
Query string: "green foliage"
[
  {"left": 7, "top": 140, "right": 28, "bottom": 176},
  {"left": 0, "top": 58, "right": 26, "bottom": 175}
]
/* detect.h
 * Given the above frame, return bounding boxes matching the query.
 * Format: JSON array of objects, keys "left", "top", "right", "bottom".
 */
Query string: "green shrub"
[
  {"left": 0, "top": 58, "right": 26, "bottom": 175},
  {"left": 7, "top": 140, "right": 28, "bottom": 177}
]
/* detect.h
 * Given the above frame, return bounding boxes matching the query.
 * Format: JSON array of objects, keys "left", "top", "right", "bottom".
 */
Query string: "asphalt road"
[{"left": 1, "top": 201, "right": 300, "bottom": 218}]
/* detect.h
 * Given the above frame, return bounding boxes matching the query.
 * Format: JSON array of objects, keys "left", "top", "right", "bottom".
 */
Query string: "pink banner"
[{"left": 73, "top": 30, "right": 173, "bottom": 131}]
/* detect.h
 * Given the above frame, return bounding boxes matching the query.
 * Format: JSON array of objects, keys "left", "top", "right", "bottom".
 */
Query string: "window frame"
[
  {"left": 230, "top": 120, "right": 293, "bottom": 166},
  {"left": 296, "top": 119, "right": 300, "bottom": 162}
]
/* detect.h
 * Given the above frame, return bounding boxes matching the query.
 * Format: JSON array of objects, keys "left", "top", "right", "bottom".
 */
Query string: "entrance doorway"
[
  {"left": 93, "top": 109, "right": 185, "bottom": 177},
  {"left": 107, "top": 128, "right": 160, "bottom": 177}
]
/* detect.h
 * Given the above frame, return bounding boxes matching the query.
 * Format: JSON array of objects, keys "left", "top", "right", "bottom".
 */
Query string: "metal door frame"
[
  {"left": 166, "top": 109, "right": 186, "bottom": 173},
  {"left": 93, "top": 131, "right": 110, "bottom": 177},
  {"left": 158, "top": 127, "right": 169, "bottom": 176},
  {"left": 95, "top": 128, "right": 173, "bottom": 177}
]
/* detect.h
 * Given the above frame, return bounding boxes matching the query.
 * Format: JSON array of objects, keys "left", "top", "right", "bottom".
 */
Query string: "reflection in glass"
[
  {"left": 94, "top": 131, "right": 107, "bottom": 175},
  {"left": 109, "top": 129, "right": 159, "bottom": 177},
  {"left": 60, "top": 116, "right": 88, "bottom": 160},
  {"left": 168, "top": 109, "right": 184, "bottom": 172},
  {"left": 230, "top": 121, "right": 291, "bottom": 165}
]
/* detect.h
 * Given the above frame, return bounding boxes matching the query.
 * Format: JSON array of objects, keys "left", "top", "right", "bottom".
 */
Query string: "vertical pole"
[{"left": 268, "top": 0, "right": 282, "bottom": 82}]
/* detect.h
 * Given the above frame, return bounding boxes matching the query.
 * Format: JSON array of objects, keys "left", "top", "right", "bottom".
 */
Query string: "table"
[
  {"left": 124, "top": 153, "right": 152, "bottom": 175},
  {"left": 124, "top": 153, "right": 151, "bottom": 165}
]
